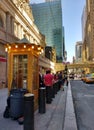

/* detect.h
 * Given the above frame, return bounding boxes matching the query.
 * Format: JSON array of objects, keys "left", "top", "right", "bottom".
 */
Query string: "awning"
[{"left": 0, "top": 57, "right": 7, "bottom": 62}]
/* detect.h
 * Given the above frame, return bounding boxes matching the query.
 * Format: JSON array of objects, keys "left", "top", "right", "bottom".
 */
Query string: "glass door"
[{"left": 12, "top": 54, "right": 28, "bottom": 89}]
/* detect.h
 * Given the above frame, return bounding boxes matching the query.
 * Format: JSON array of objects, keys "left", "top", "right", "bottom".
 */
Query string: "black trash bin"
[{"left": 10, "top": 89, "right": 27, "bottom": 119}]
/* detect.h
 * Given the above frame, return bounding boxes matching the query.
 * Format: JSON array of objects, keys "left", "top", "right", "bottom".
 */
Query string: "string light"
[
  {"left": 38, "top": 46, "right": 41, "bottom": 50},
  {"left": 5, "top": 43, "right": 44, "bottom": 55},
  {"left": 15, "top": 45, "right": 18, "bottom": 48},
  {"left": 24, "top": 45, "right": 26, "bottom": 48},
  {"left": 32, "top": 45, "right": 34, "bottom": 49},
  {"left": 9, "top": 46, "right": 11, "bottom": 49}
]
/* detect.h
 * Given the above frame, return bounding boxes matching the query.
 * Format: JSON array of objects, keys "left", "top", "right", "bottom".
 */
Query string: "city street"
[
  {"left": 71, "top": 80, "right": 94, "bottom": 130},
  {"left": 0, "top": 0, "right": 94, "bottom": 130}
]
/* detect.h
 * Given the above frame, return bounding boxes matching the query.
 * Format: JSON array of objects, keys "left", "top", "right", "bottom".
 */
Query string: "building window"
[{"left": 0, "top": 16, "right": 3, "bottom": 27}]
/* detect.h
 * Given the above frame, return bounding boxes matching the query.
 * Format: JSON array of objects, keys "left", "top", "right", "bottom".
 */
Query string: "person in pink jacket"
[{"left": 44, "top": 69, "right": 54, "bottom": 104}]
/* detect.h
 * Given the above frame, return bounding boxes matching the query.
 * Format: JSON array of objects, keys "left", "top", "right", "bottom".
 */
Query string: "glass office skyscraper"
[{"left": 31, "top": 0, "right": 65, "bottom": 62}]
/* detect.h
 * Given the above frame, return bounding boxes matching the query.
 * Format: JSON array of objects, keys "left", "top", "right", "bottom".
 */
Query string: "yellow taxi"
[
  {"left": 81, "top": 74, "right": 88, "bottom": 82},
  {"left": 83, "top": 73, "right": 94, "bottom": 83}
]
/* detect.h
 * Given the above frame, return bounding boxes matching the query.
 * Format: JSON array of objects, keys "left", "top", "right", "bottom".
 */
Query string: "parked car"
[
  {"left": 82, "top": 73, "right": 94, "bottom": 83},
  {"left": 81, "top": 74, "right": 89, "bottom": 82},
  {"left": 69, "top": 73, "right": 74, "bottom": 79}
]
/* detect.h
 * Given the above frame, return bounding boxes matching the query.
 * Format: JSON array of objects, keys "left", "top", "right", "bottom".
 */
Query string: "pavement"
[
  {"left": 0, "top": 81, "right": 77, "bottom": 130},
  {"left": 71, "top": 80, "right": 94, "bottom": 130}
]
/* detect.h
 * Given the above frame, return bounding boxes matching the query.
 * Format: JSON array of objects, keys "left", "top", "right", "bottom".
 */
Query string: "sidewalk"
[
  {"left": 0, "top": 82, "right": 77, "bottom": 130},
  {"left": 34, "top": 86, "right": 67, "bottom": 130}
]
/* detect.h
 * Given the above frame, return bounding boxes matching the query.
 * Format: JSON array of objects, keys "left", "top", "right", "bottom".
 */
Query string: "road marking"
[{"left": 84, "top": 94, "right": 94, "bottom": 97}]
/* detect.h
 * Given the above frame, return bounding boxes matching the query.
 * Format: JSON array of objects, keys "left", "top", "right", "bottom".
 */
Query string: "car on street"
[
  {"left": 82, "top": 73, "right": 94, "bottom": 83},
  {"left": 81, "top": 74, "right": 89, "bottom": 82}
]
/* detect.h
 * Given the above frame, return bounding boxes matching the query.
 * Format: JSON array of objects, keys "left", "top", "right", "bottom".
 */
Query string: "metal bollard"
[
  {"left": 24, "top": 93, "right": 34, "bottom": 130},
  {"left": 38, "top": 87, "right": 46, "bottom": 113}
]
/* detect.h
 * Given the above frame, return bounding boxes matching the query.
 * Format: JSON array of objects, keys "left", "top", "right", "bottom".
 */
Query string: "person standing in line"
[
  {"left": 58, "top": 71, "right": 64, "bottom": 91},
  {"left": 44, "top": 69, "right": 54, "bottom": 104},
  {"left": 58, "top": 71, "right": 63, "bottom": 90},
  {"left": 64, "top": 74, "right": 68, "bottom": 86}
]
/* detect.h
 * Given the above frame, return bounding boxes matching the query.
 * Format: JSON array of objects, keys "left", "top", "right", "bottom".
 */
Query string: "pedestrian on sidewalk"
[
  {"left": 44, "top": 69, "right": 54, "bottom": 104},
  {"left": 58, "top": 71, "right": 64, "bottom": 91},
  {"left": 64, "top": 75, "right": 68, "bottom": 86},
  {"left": 39, "top": 72, "right": 44, "bottom": 88}
]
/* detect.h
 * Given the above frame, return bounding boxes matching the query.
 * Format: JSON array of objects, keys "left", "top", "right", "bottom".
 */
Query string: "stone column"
[
  {"left": 18, "top": 23, "right": 21, "bottom": 39},
  {"left": 11, "top": 17, "right": 15, "bottom": 35},
  {"left": 30, "top": 36, "right": 33, "bottom": 43},
  {"left": 6, "top": 12, "right": 11, "bottom": 33},
  {"left": 20, "top": 26, "right": 23, "bottom": 39}
]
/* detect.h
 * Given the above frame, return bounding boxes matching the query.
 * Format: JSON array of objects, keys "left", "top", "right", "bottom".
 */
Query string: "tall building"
[
  {"left": 75, "top": 41, "right": 82, "bottom": 63},
  {"left": 81, "top": 5, "right": 87, "bottom": 43},
  {"left": 31, "top": 0, "right": 65, "bottom": 62},
  {"left": 81, "top": 4, "right": 87, "bottom": 62},
  {"left": 82, "top": 0, "right": 94, "bottom": 62}
]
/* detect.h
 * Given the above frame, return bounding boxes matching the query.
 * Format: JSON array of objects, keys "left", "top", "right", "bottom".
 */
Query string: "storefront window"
[{"left": 12, "top": 55, "right": 28, "bottom": 89}]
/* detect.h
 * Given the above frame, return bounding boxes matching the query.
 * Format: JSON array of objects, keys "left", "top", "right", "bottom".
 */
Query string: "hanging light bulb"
[
  {"left": 38, "top": 46, "right": 41, "bottom": 50},
  {"left": 39, "top": 51, "right": 42, "bottom": 54},
  {"left": 24, "top": 45, "right": 26, "bottom": 48},
  {"left": 15, "top": 45, "right": 18, "bottom": 48},
  {"left": 32, "top": 45, "right": 34, "bottom": 49},
  {"left": 9, "top": 46, "right": 11, "bottom": 49}
]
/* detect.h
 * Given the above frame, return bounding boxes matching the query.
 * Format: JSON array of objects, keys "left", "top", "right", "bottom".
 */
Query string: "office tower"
[
  {"left": 31, "top": 0, "right": 65, "bottom": 62},
  {"left": 75, "top": 41, "right": 82, "bottom": 63},
  {"left": 82, "top": 0, "right": 94, "bottom": 62},
  {"left": 81, "top": 5, "right": 87, "bottom": 43},
  {"left": 81, "top": 5, "right": 87, "bottom": 62}
]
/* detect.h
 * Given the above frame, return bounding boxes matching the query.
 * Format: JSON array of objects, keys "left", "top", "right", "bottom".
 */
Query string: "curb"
[{"left": 63, "top": 81, "right": 77, "bottom": 130}]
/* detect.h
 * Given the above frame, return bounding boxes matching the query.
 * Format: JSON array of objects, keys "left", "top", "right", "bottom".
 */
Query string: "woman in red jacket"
[{"left": 44, "top": 69, "right": 54, "bottom": 104}]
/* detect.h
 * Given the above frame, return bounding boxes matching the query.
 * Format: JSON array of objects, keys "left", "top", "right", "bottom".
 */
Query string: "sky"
[{"left": 30, "top": 0, "right": 86, "bottom": 63}]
